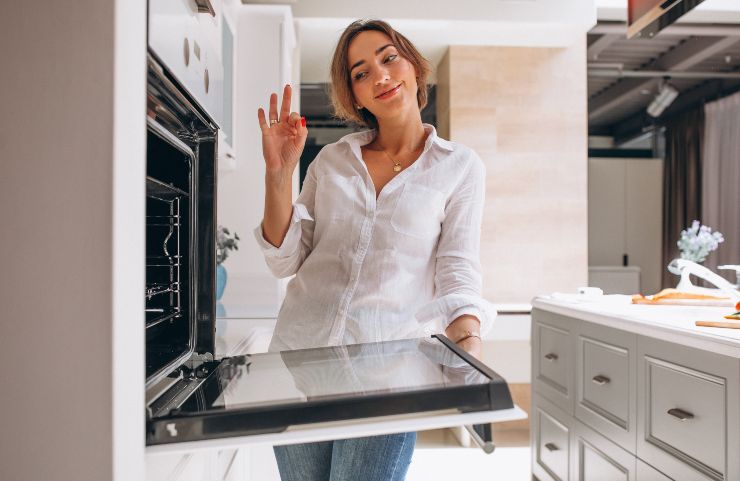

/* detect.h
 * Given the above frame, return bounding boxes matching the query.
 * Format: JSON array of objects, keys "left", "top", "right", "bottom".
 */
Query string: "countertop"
[{"left": 532, "top": 293, "right": 740, "bottom": 358}]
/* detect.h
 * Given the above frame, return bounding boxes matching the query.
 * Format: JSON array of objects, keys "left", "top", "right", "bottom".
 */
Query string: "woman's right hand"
[{"left": 257, "top": 84, "right": 307, "bottom": 179}]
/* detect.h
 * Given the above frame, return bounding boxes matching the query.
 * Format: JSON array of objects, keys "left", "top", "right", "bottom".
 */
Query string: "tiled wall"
[{"left": 437, "top": 43, "right": 589, "bottom": 305}]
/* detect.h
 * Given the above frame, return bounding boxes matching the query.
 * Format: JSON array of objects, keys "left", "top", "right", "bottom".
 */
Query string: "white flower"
[{"left": 677, "top": 220, "right": 724, "bottom": 263}]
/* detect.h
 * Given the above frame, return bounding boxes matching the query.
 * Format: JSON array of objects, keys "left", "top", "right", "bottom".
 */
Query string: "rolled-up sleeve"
[
  {"left": 253, "top": 161, "right": 317, "bottom": 278},
  {"left": 415, "top": 152, "right": 497, "bottom": 336}
]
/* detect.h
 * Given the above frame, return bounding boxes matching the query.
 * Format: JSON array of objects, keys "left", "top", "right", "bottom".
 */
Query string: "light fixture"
[{"left": 647, "top": 78, "right": 679, "bottom": 117}]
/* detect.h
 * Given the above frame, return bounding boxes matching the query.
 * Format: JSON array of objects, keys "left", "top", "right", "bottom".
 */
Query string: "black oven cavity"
[{"left": 145, "top": 55, "right": 217, "bottom": 387}]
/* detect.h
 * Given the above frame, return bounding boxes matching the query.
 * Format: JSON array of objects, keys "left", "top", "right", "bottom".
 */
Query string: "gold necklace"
[
  {"left": 383, "top": 150, "right": 403, "bottom": 172},
  {"left": 377, "top": 138, "right": 425, "bottom": 173}
]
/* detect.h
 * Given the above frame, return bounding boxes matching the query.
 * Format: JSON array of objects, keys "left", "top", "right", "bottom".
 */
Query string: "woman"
[{"left": 254, "top": 19, "right": 494, "bottom": 481}]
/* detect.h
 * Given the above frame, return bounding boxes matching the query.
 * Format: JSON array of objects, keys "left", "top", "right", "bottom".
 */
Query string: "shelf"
[
  {"left": 146, "top": 308, "right": 181, "bottom": 329},
  {"left": 146, "top": 176, "right": 189, "bottom": 201},
  {"left": 145, "top": 282, "right": 180, "bottom": 299}
]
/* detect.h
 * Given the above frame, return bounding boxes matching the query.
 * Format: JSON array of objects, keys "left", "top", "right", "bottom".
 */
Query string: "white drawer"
[
  {"left": 638, "top": 337, "right": 740, "bottom": 481},
  {"left": 636, "top": 460, "right": 673, "bottom": 481},
  {"left": 533, "top": 309, "right": 578, "bottom": 414},
  {"left": 576, "top": 322, "right": 637, "bottom": 451},
  {"left": 574, "top": 419, "right": 636, "bottom": 481},
  {"left": 645, "top": 356, "right": 725, "bottom": 475},
  {"left": 532, "top": 395, "right": 572, "bottom": 481}
]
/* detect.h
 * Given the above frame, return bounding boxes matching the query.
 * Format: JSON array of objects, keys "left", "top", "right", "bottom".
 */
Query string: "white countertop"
[{"left": 532, "top": 294, "right": 740, "bottom": 358}]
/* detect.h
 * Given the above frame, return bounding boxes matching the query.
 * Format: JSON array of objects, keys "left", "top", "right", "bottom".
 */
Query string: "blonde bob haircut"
[{"left": 329, "top": 19, "right": 432, "bottom": 129}]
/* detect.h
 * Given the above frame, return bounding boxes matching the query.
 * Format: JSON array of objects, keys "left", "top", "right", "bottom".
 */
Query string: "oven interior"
[
  {"left": 145, "top": 129, "right": 194, "bottom": 380},
  {"left": 145, "top": 55, "right": 217, "bottom": 387}
]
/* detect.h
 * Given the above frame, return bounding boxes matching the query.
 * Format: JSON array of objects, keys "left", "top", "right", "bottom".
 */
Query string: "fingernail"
[{"left": 301, "top": 116, "right": 306, "bottom": 128}]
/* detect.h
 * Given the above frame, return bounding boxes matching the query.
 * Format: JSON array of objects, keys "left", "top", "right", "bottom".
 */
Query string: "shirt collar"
[{"left": 337, "top": 123, "right": 455, "bottom": 153}]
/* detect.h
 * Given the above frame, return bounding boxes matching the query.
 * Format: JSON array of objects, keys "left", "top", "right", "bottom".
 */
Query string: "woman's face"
[{"left": 347, "top": 30, "right": 419, "bottom": 121}]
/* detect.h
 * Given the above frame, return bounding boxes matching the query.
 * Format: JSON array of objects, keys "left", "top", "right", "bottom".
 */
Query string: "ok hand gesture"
[{"left": 257, "top": 84, "right": 307, "bottom": 179}]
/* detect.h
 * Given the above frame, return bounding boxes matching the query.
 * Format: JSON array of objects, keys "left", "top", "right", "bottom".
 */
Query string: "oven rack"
[
  {"left": 146, "top": 281, "right": 181, "bottom": 299},
  {"left": 146, "top": 307, "right": 182, "bottom": 329},
  {"left": 146, "top": 215, "right": 181, "bottom": 228},
  {"left": 146, "top": 255, "right": 182, "bottom": 267},
  {"left": 146, "top": 176, "right": 189, "bottom": 201}
]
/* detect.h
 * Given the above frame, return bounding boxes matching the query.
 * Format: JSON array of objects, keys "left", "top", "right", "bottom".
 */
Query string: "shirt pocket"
[
  {"left": 390, "top": 183, "right": 445, "bottom": 238},
  {"left": 315, "top": 174, "right": 361, "bottom": 225}
]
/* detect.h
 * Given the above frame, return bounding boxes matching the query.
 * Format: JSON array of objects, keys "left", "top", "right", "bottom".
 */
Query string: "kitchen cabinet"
[
  {"left": 531, "top": 295, "right": 740, "bottom": 481},
  {"left": 146, "top": 316, "right": 262, "bottom": 481},
  {"left": 588, "top": 157, "right": 663, "bottom": 295}
]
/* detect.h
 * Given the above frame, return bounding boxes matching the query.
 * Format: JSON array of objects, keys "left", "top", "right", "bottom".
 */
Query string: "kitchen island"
[{"left": 531, "top": 294, "right": 740, "bottom": 481}]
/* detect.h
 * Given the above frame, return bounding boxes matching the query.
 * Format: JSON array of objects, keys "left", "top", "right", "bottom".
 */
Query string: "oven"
[
  {"left": 145, "top": 55, "right": 217, "bottom": 387},
  {"left": 144, "top": 0, "right": 519, "bottom": 451}
]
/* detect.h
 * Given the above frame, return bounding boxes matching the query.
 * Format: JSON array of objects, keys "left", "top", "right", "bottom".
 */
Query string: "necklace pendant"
[{"left": 393, "top": 164, "right": 402, "bottom": 172}]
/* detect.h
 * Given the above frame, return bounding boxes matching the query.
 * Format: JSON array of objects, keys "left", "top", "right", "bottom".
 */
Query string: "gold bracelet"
[{"left": 455, "top": 330, "right": 481, "bottom": 343}]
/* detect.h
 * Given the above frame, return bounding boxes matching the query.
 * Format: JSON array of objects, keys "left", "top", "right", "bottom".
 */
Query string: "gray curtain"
[
  {"left": 702, "top": 91, "right": 740, "bottom": 284},
  {"left": 662, "top": 108, "right": 704, "bottom": 289}
]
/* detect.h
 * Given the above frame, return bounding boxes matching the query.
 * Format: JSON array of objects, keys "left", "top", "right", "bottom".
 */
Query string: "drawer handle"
[
  {"left": 544, "top": 353, "right": 559, "bottom": 362},
  {"left": 592, "top": 375, "right": 611, "bottom": 385},
  {"left": 544, "top": 442, "right": 559, "bottom": 452},
  {"left": 667, "top": 408, "right": 694, "bottom": 421}
]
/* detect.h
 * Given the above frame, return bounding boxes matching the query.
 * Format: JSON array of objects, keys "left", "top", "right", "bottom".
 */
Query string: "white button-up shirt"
[{"left": 254, "top": 123, "right": 496, "bottom": 352}]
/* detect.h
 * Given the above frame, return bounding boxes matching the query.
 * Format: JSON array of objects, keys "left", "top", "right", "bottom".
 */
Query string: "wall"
[
  {"left": 437, "top": 43, "right": 590, "bottom": 305},
  {"left": 0, "top": 1, "right": 146, "bottom": 481},
  {"left": 217, "top": 6, "right": 298, "bottom": 317}
]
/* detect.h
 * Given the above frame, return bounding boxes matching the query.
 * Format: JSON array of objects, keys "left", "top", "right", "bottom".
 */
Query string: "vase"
[{"left": 216, "top": 264, "right": 227, "bottom": 301}]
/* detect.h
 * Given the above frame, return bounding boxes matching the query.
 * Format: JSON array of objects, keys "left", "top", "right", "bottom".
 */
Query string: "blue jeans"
[{"left": 273, "top": 432, "right": 416, "bottom": 481}]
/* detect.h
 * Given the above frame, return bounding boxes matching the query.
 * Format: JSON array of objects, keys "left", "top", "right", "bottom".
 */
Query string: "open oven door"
[{"left": 145, "top": 334, "right": 523, "bottom": 452}]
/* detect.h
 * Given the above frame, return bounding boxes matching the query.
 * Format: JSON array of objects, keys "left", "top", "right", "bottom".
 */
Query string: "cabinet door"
[
  {"left": 587, "top": 157, "right": 663, "bottom": 295},
  {"left": 636, "top": 460, "right": 673, "bottom": 481},
  {"left": 574, "top": 419, "right": 636, "bottom": 481},
  {"left": 220, "top": 449, "right": 245, "bottom": 481},
  {"left": 575, "top": 321, "right": 637, "bottom": 452},
  {"left": 637, "top": 336, "right": 740, "bottom": 481},
  {"left": 532, "top": 395, "right": 573, "bottom": 481},
  {"left": 146, "top": 452, "right": 212, "bottom": 481},
  {"left": 532, "top": 309, "right": 579, "bottom": 414}
]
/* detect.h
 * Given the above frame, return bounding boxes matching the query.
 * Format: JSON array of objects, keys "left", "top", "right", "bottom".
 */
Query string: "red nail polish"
[{"left": 301, "top": 116, "right": 306, "bottom": 128}]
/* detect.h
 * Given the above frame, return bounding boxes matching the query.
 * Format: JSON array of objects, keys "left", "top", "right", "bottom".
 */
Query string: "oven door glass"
[{"left": 146, "top": 335, "right": 513, "bottom": 445}]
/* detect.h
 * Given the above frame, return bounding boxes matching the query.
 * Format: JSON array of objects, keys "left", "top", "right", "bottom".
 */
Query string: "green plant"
[{"left": 216, "top": 225, "right": 240, "bottom": 265}]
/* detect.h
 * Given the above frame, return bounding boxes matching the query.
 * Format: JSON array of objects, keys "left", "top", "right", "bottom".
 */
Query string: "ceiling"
[
  {"left": 291, "top": 0, "right": 595, "bottom": 83},
  {"left": 587, "top": 21, "right": 740, "bottom": 143}
]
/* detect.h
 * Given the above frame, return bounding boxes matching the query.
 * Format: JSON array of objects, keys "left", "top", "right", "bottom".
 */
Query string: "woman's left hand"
[
  {"left": 445, "top": 314, "right": 482, "bottom": 359},
  {"left": 455, "top": 335, "right": 481, "bottom": 359}
]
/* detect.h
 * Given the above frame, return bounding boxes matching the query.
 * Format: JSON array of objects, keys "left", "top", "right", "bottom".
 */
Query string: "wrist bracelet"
[{"left": 455, "top": 330, "right": 481, "bottom": 343}]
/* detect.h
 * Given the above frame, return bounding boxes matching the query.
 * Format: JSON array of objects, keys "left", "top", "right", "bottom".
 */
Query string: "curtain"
[
  {"left": 662, "top": 108, "right": 704, "bottom": 289},
  {"left": 702, "top": 91, "right": 740, "bottom": 284}
]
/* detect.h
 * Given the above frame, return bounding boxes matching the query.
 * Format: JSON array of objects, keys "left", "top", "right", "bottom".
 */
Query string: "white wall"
[
  {"left": 217, "top": 5, "right": 298, "bottom": 317},
  {"left": 0, "top": 1, "right": 146, "bottom": 481}
]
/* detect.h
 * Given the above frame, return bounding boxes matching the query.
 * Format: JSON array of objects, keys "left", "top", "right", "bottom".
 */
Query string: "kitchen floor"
[{"left": 408, "top": 428, "right": 531, "bottom": 480}]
